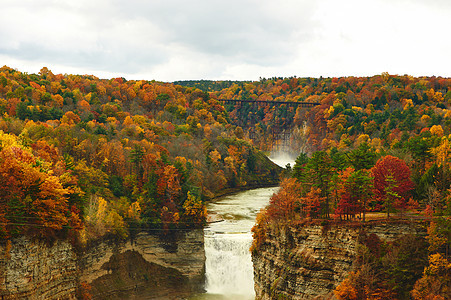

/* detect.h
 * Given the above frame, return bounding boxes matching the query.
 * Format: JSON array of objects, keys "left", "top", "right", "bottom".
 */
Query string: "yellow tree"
[
  {"left": 181, "top": 192, "right": 206, "bottom": 228},
  {"left": 430, "top": 138, "right": 451, "bottom": 198},
  {"left": 411, "top": 254, "right": 451, "bottom": 300},
  {"left": 430, "top": 125, "right": 444, "bottom": 137},
  {"left": 0, "top": 133, "right": 72, "bottom": 239},
  {"left": 431, "top": 138, "right": 450, "bottom": 167}
]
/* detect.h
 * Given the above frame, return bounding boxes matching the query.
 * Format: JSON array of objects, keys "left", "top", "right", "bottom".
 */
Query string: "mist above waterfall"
[
  {"left": 269, "top": 150, "right": 296, "bottom": 168},
  {"left": 268, "top": 121, "right": 307, "bottom": 168}
]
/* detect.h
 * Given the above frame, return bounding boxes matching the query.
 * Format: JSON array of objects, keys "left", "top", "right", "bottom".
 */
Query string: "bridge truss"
[
  {"left": 217, "top": 98, "right": 318, "bottom": 154},
  {"left": 217, "top": 99, "right": 319, "bottom": 108}
]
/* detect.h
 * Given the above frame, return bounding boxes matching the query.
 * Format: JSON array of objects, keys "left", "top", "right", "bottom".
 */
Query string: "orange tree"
[{"left": 0, "top": 133, "right": 82, "bottom": 240}]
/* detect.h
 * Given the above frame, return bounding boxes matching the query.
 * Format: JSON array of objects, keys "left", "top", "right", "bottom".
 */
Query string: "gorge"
[
  {"left": 0, "top": 186, "right": 433, "bottom": 299},
  {"left": 0, "top": 70, "right": 450, "bottom": 300},
  {"left": 0, "top": 156, "right": 287, "bottom": 300}
]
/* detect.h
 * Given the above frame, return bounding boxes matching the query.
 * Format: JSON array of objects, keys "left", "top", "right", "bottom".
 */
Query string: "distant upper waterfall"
[{"left": 269, "top": 151, "right": 296, "bottom": 168}]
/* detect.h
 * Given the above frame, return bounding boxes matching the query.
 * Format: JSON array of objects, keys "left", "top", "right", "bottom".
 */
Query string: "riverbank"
[{"left": 211, "top": 181, "right": 280, "bottom": 200}]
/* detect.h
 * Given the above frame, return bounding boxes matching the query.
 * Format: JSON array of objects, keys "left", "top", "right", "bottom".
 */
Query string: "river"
[
  {"left": 190, "top": 187, "right": 279, "bottom": 300},
  {"left": 190, "top": 154, "right": 295, "bottom": 300}
]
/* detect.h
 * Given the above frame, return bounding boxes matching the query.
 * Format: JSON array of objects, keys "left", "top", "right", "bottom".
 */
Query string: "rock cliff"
[
  {"left": 79, "top": 230, "right": 205, "bottom": 299},
  {"left": 252, "top": 221, "right": 427, "bottom": 300},
  {"left": 0, "top": 237, "right": 78, "bottom": 299},
  {"left": 0, "top": 229, "right": 205, "bottom": 299}
]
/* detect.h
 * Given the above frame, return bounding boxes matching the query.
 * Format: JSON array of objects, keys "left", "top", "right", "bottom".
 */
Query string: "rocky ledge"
[
  {"left": 0, "top": 229, "right": 205, "bottom": 299},
  {"left": 252, "top": 221, "right": 427, "bottom": 300},
  {"left": 0, "top": 237, "right": 78, "bottom": 299},
  {"left": 79, "top": 230, "right": 205, "bottom": 299}
]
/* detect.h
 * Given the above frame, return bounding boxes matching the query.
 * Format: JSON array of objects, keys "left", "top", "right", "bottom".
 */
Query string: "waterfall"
[
  {"left": 192, "top": 187, "right": 279, "bottom": 300},
  {"left": 204, "top": 231, "right": 254, "bottom": 298}
]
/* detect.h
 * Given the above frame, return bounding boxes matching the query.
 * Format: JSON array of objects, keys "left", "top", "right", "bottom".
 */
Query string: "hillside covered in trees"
[
  {"left": 1, "top": 66, "right": 450, "bottom": 298},
  {"left": 245, "top": 74, "right": 451, "bottom": 299},
  {"left": 181, "top": 74, "right": 451, "bottom": 154},
  {"left": 0, "top": 66, "right": 281, "bottom": 243}
]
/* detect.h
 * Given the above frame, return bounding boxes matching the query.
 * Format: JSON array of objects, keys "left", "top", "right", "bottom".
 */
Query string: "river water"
[{"left": 190, "top": 154, "right": 295, "bottom": 300}]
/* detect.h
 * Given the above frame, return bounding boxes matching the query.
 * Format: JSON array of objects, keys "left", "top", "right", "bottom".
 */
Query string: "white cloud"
[{"left": 0, "top": 0, "right": 449, "bottom": 80}]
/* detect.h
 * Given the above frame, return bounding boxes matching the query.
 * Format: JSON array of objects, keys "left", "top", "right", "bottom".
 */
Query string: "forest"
[
  {"left": 245, "top": 74, "right": 451, "bottom": 299},
  {"left": 0, "top": 66, "right": 280, "bottom": 244},
  {"left": 1, "top": 66, "right": 450, "bottom": 298}
]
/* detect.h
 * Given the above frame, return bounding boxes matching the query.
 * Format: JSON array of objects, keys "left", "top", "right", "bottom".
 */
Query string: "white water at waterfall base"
[{"left": 204, "top": 232, "right": 254, "bottom": 299}]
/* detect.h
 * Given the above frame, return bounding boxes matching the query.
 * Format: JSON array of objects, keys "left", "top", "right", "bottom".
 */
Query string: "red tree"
[
  {"left": 266, "top": 178, "right": 302, "bottom": 221},
  {"left": 300, "top": 187, "right": 324, "bottom": 218},
  {"left": 371, "top": 155, "right": 414, "bottom": 213}
]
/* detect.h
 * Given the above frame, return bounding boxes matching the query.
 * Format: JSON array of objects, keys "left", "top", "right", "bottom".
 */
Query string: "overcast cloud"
[{"left": 0, "top": 0, "right": 449, "bottom": 81}]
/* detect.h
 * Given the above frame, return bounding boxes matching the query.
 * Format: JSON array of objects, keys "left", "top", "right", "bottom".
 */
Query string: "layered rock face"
[
  {"left": 252, "top": 222, "right": 426, "bottom": 300},
  {"left": 0, "top": 237, "right": 78, "bottom": 299},
  {"left": 79, "top": 230, "right": 205, "bottom": 299},
  {"left": 0, "top": 230, "right": 205, "bottom": 299}
]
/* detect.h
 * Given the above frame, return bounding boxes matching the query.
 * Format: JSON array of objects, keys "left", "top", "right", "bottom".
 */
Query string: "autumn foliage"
[
  {"left": 0, "top": 132, "right": 81, "bottom": 240},
  {"left": 1, "top": 66, "right": 450, "bottom": 298},
  {"left": 265, "top": 178, "right": 302, "bottom": 221},
  {"left": 372, "top": 155, "right": 414, "bottom": 214},
  {"left": 176, "top": 74, "right": 451, "bottom": 299},
  {"left": 411, "top": 253, "right": 451, "bottom": 299},
  {"left": 0, "top": 66, "right": 281, "bottom": 242}
]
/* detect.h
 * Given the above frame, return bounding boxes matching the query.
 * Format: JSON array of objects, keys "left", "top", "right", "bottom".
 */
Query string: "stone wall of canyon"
[
  {"left": 252, "top": 221, "right": 427, "bottom": 300},
  {"left": 0, "top": 230, "right": 205, "bottom": 299}
]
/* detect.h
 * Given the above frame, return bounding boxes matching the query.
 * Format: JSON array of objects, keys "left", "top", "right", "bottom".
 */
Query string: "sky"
[{"left": 0, "top": 0, "right": 450, "bottom": 82}]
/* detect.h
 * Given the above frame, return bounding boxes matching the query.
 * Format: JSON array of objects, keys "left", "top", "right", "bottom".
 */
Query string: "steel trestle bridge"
[{"left": 217, "top": 99, "right": 319, "bottom": 107}]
